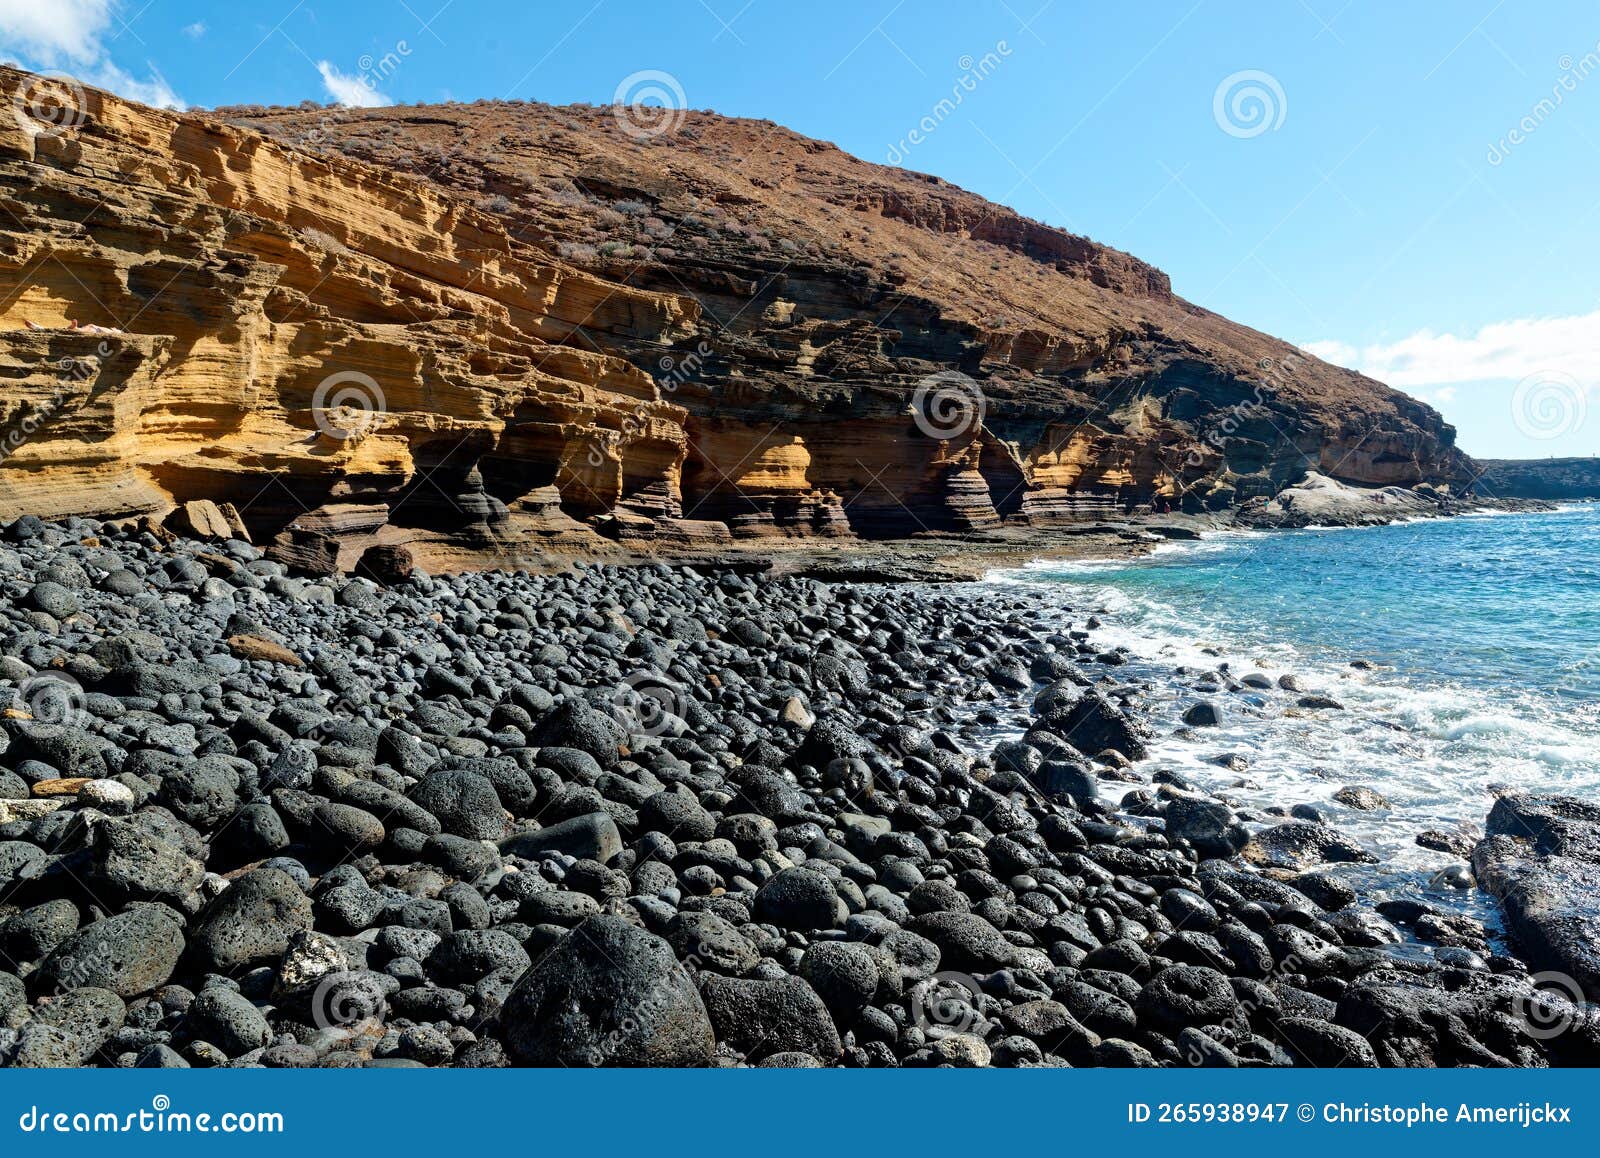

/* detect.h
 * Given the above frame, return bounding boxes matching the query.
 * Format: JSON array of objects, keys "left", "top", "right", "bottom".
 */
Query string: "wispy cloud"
[
  {"left": 182, "top": 22, "right": 205, "bottom": 40},
  {"left": 94, "top": 58, "right": 180, "bottom": 107},
  {"left": 0, "top": 0, "right": 183, "bottom": 107},
  {"left": 317, "top": 60, "right": 388, "bottom": 108},
  {"left": 1303, "top": 310, "right": 1600, "bottom": 389}
]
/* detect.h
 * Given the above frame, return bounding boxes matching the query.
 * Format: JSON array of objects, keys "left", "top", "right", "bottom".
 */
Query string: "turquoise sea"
[{"left": 992, "top": 505, "right": 1600, "bottom": 909}]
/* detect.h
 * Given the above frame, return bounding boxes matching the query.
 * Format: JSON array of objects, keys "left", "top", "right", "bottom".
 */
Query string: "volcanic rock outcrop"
[
  {"left": 1475, "top": 458, "right": 1600, "bottom": 501},
  {"left": 1, "top": 68, "right": 1471, "bottom": 569}
]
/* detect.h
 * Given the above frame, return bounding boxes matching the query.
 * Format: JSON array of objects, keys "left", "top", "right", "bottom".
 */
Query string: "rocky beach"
[
  {"left": 0, "top": 511, "right": 1594, "bottom": 1070},
  {"left": 1, "top": 57, "right": 1596, "bottom": 1076}
]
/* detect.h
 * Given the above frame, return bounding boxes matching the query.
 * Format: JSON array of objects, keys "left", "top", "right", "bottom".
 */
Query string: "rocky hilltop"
[{"left": 1, "top": 69, "right": 1469, "bottom": 571}]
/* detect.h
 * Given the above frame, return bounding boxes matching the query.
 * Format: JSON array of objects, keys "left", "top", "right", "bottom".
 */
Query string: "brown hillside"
[{"left": 225, "top": 99, "right": 1470, "bottom": 527}]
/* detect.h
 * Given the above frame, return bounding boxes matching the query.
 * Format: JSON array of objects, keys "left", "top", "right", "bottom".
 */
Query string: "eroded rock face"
[
  {"left": 0, "top": 70, "right": 695, "bottom": 571},
  {"left": 2, "top": 69, "right": 1472, "bottom": 567}
]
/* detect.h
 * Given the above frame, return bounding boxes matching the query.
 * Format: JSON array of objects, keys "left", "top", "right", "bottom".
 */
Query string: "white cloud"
[
  {"left": 0, "top": 0, "right": 183, "bottom": 108},
  {"left": 1300, "top": 338, "right": 1357, "bottom": 366},
  {"left": 0, "top": 0, "right": 108, "bottom": 62},
  {"left": 85, "top": 56, "right": 180, "bottom": 108},
  {"left": 1302, "top": 310, "right": 1600, "bottom": 389},
  {"left": 317, "top": 60, "right": 387, "bottom": 108},
  {"left": 182, "top": 22, "right": 204, "bottom": 39}
]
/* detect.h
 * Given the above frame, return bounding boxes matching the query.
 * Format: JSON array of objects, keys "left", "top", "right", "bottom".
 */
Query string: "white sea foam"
[{"left": 984, "top": 536, "right": 1600, "bottom": 902}]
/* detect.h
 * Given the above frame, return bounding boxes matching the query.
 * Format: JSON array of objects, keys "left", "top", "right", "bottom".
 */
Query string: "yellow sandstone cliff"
[{"left": 0, "top": 69, "right": 1471, "bottom": 571}]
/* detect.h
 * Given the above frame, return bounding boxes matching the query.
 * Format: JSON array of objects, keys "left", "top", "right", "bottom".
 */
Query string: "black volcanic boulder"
[
  {"left": 906, "top": 911, "right": 1018, "bottom": 973},
  {"left": 667, "top": 911, "right": 760, "bottom": 975},
  {"left": 187, "top": 867, "right": 312, "bottom": 974},
  {"left": 1163, "top": 792, "right": 1250, "bottom": 859},
  {"left": 36, "top": 904, "right": 185, "bottom": 998},
  {"left": 455, "top": 756, "right": 538, "bottom": 816},
  {"left": 1277, "top": 1017, "right": 1378, "bottom": 1068},
  {"left": 498, "top": 812, "right": 623, "bottom": 864},
  {"left": 1244, "top": 821, "right": 1377, "bottom": 870},
  {"left": 1055, "top": 979, "right": 1138, "bottom": 1039},
  {"left": 1032, "top": 759, "right": 1098, "bottom": 803},
  {"left": 31, "top": 986, "right": 125, "bottom": 1056},
  {"left": 1032, "top": 678, "right": 1084, "bottom": 717},
  {"left": 156, "top": 756, "right": 241, "bottom": 829},
  {"left": 410, "top": 768, "right": 505, "bottom": 840},
  {"left": 1135, "top": 965, "right": 1239, "bottom": 1033},
  {"left": 85, "top": 819, "right": 205, "bottom": 906},
  {"left": 182, "top": 986, "right": 273, "bottom": 1056},
  {"left": 1484, "top": 792, "right": 1600, "bottom": 859},
  {"left": 992, "top": 740, "right": 1043, "bottom": 777},
  {"left": 753, "top": 866, "right": 843, "bottom": 930},
  {"left": 4, "top": 722, "right": 117, "bottom": 779},
  {"left": 728, "top": 767, "right": 821, "bottom": 824},
  {"left": 698, "top": 973, "right": 843, "bottom": 1062},
  {"left": 798, "top": 941, "right": 880, "bottom": 1020},
  {"left": 1332, "top": 979, "right": 1534, "bottom": 1067},
  {"left": 501, "top": 915, "right": 713, "bottom": 1066},
  {"left": 792, "top": 715, "right": 872, "bottom": 770},
  {"left": 426, "top": 929, "right": 531, "bottom": 985},
  {"left": 1038, "top": 691, "right": 1149, "bottom": 761},
  {"left": 1474, "top": 793, "right": 1600, "bottom": 1003},
  {"left": 998, "top": 998, "right": 1099, "bottom": 1057},
  {"left": 530, "top": 700, "right": 627, "bottom": 768},
  {"left": 0, "top": 900, "right": 78, "bottom": 963},
  {"left": 638, "top": 790, "right": 717, "bottom": 842}
]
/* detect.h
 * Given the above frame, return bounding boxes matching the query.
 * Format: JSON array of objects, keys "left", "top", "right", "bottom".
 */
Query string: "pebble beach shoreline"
[{"left": 0, "top": 514, "right": 1594, "bottom": 1069}]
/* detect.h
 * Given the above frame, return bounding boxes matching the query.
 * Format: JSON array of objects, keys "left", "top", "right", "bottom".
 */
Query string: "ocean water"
[{"left": 989, "top": 504, "right": 1600, "bottom": 918}]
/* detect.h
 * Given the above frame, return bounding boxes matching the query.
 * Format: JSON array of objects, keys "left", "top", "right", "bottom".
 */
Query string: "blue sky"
[{"left": 5, "top": 0, "right": 1600, "bottom": 460}]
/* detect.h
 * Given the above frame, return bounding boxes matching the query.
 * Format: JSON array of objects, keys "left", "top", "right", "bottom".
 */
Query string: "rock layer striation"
[{"left": 2, "top": 69, "right": 1471, "bottom": 568}]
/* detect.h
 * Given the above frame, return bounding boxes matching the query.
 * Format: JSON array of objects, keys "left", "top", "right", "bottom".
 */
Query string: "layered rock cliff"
[
  {"left": 0, "top": 68, "right": 1471, "bottom": 569},
  {"left": 1476, "top": 458, "right": 1600, "bottom": 500}
]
